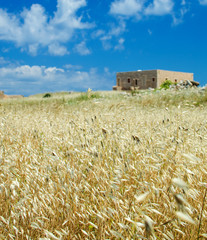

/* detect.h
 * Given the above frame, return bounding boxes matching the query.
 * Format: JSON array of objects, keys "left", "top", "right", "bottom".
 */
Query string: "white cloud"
[
  {"left": 12, "top": 65, "right": 45, "bottom": 79},
  {"left": 28, "top": 44, "right": 39, "bottom": 55},
  {"left": 108, "top": 19, "right": 126, "bottom": 36},
  {"left": 45, "top": 67, "right": 65, "bottom": 74},
  {"left": 114, "top": 38, "right": 125, "bottom": 50},
  {"left": 199, "top": 0, "right": 207, "bottom": 5},
  {"left": 52, "top": 0, "right": 88, "bottom": 27},
  {"left": 148, "top": 29, "right": 152, "bottom": 35},
  {"left": 74, "top": 41, "right": 91, "bottom": 55},
  {"left": 145, "top": 0, "right": 174, "bottom": 16},
  {"left": 48, "top": 43, "right": 69, "bottom": 56},
  {"left": 0, "top": 65, "right": 64, "bottom": 81},
  {"left": 64, "top": 64, "right": 82, "bottom": 70},
  {"left": 181, "top": 0, "right": 186, "bottom": 5},
  {"left": 101, "top": 40, "right": 112, "bottom": 50},
  {"left": 0, "top": 0, "right": 92, "bottom": 55},
  {"left": 0, "top": 9, "right": 21, "bottom": 41},
  {"left": 0, "top": 65, "right": 113, "bottom": 95},
  {"left": 172, "top": 5, "right": 189, "bottom": 25},
  {"left": 100, "top": 35, "right": 112, "bottom": 41},
  {"left": 110, "top": 0, "right": 143, "bottom": 16},
  {"left": 94, "top": 19, "right": 126, "bottom": 50},
  {"left": 91, "top": 29, "right": 105, "bottom": 39},
  {"left": 109, "top": 0, "right": 174, "bottom": 18}
]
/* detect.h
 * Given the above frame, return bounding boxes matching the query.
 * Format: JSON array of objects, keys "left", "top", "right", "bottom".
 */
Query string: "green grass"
[{"left": 67, "top": 92, "right": 102, "bottom": 104}]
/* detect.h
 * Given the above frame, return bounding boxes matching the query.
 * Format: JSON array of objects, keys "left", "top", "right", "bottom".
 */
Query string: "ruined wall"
[
  {"left": 157, "top": 70, "right": 194, "bottom": 87},
  {"left": 116, "top": 70, "right": 157, "bottom": 90},
  {"left": 0, "top": 91, "right": 5, "bottom": 99},
  {"left": 0, "top": 90, "right": 24, "bottom": 99}
]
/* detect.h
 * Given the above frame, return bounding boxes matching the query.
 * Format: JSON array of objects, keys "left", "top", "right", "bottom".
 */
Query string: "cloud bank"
[
  {"left": 0, "top": 0, "right": 92, "bottom": 55},
  {"left": 0, "top": 65, "right": 113, "bottom": 96},
  {"left": 0, "top": 0, "right": 206, "bottom": 55}
]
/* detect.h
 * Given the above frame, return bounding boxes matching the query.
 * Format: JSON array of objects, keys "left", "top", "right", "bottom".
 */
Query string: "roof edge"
[{"left": 117, "top": 69, "right": 194, "bottom": 74}]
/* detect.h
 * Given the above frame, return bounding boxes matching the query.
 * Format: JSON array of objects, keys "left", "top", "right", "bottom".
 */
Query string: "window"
[
  {"left": 128, "top": 78, "right": 130, "bottom": 83},
  {"left": 175, "top": 79, "right": 177, "bottom": 82},
  {"left": 165, "top": 78, "right": 168, "bottom": 80},
  {"left": 152, "top": 78, "right": 155, "bottom": 82},
  {"left": 135, "top": 79, "right": 138, "bottom": 85}
]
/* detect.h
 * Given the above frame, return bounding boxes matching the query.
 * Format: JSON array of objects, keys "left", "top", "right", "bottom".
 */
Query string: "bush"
[
  {"left": 160, "top": 80, "right": 173, "bottom": 90},
  {"left": 43, "top": 93, "right": 52, "bottom": 98}
]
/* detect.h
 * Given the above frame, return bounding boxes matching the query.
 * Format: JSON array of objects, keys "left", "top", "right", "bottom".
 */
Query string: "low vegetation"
[
  {"left": 68, "top": 90, "right": 102, "bottom": 104},
  {"left": 43, "top": 93, "right": 52, "bottom": 98},
  {"left": 160, "top": 79, "right": 174, "bottom": 90},
  {"left": 0, "top": 89, "right": 207, "bottom": 239}
]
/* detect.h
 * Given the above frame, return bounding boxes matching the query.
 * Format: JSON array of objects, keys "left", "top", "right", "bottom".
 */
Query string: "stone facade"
[{"left": 113, "top": 70, "right": 194, "bottom": 90}]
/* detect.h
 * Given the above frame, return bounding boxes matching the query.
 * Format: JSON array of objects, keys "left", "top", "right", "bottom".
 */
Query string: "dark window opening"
[
  {"left": 152, "top": 78, "right": 155, "bottom": 82},
  {"left": 175, "top": 79, "right": 177, "bottom": 82},
  {"left": 135, "top": 79, "right": 138, "bottom": 85},
  {"left": 128, "top": 78, "right": 130, "bottom": 83},
  {"left": 165, "top": 78, "right": 168, "bottom": 80}
]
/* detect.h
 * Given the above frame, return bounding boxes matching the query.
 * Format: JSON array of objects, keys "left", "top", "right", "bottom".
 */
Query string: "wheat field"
[{"left": 0, "top": 89, "right": 207, "bottom": 239}]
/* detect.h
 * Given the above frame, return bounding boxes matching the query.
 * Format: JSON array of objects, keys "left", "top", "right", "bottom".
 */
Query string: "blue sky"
[{"left": 0, "top": 0, "right": 206, "bottom": 96}]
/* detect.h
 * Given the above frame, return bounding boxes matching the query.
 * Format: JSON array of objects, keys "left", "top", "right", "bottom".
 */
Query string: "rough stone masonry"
[{"left": 113, "top": 69, "right": 194, "bottom": 90}]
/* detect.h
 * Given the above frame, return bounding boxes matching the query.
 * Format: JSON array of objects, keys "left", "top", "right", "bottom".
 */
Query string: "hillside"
[{"left": 0, "top": 88, "right": 207, "bottom": 239}]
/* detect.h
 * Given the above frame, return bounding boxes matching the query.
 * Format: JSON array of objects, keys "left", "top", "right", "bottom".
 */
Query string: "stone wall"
[
  {"left": 157, "top": 70, "right": 194, "bottom": 87},
  {"left": 116, "top": 70, "right": 157, "bottom": 90},
  {"left": 115, "top": 70, "right": 194, "bottom": 90}
]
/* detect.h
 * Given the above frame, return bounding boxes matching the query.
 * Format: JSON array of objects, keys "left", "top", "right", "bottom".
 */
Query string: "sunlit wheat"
[{"left": 0, "top": 89, "right": 207, "bottom": 239}]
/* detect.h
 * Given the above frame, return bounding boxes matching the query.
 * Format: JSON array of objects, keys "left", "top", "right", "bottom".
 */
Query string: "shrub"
[
  {"left": 160, "top": 80, "right": 173, "bottom": 90},
  {"left": 43, "top": 93, "right": 52, "bottom": 98}
]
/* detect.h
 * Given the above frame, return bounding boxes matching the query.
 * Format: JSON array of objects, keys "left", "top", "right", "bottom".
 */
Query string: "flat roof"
[{"left": 117, "top": 69, "right": 193, "bottom": 74}]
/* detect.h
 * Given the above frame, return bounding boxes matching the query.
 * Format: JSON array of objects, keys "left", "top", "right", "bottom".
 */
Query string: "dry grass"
[{"left": 0, "top": 89, "right": 207, "bottom": 239}]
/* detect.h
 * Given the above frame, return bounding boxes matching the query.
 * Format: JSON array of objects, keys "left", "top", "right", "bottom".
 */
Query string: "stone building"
[{"left": 113, "top": 69, "right": 194, "bottom": 90}]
